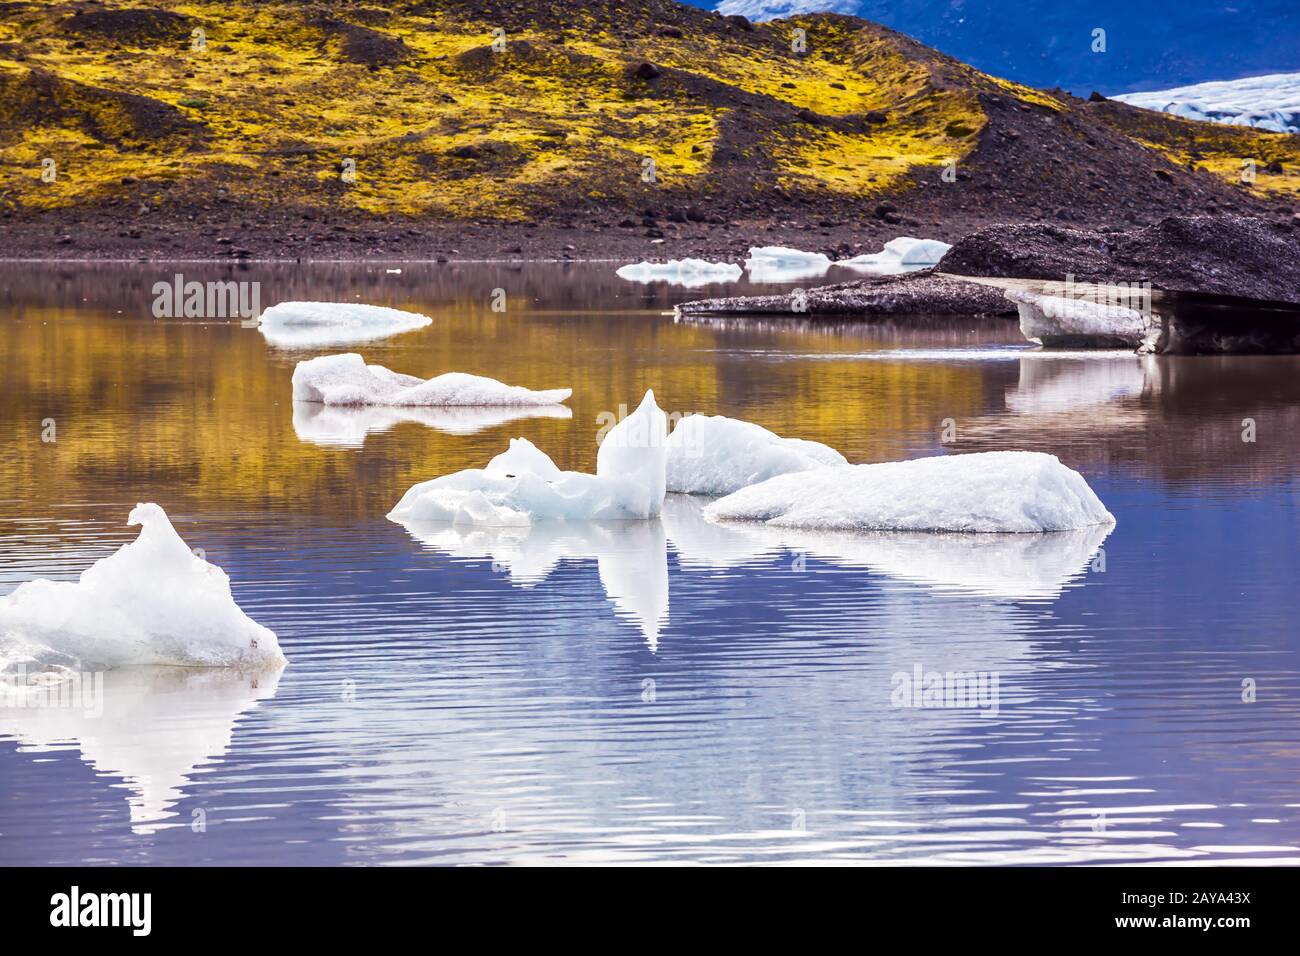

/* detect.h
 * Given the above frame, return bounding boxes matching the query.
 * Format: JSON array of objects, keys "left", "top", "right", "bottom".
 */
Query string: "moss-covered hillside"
[{"left": 1, "top": 0, "right": 1296, "bottom": 245}]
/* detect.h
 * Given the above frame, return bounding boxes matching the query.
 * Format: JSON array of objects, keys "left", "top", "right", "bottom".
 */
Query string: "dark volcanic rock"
[
  {"left": 675, "top": 270, "right": 1015, "bottom": 318},
  {"left": 940, "top": 215, "right": 1300, "bottom": 306},
  {"left": 64, "top": 8, "right": 190, "bottom": 44}
]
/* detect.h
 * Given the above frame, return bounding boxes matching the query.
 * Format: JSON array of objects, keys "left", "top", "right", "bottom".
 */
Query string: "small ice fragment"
[
  {"left": 257, "top": 301, "right": 432, "bottom": 348},
  {"left": 839, "top": 237, "right": 953, "bottom": 275},
  {"left": 743, "top": 246, "right": 832, "bottom": 283}
]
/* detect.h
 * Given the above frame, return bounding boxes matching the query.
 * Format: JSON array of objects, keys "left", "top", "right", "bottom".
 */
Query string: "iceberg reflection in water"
[
  {"left": 0, "top": 665, "right": 282, "bottom": 833},
  {"left": 293, "top": 401, "right": 572, "bottom": 448},
  {"left": 397, "top": 518, "right": 669, "bottom": 650},
  {"left": 664, "top": 495, "right": 1110, "bottom": 600},
  {"left": 1004, "top": 353, "right": 1152, "bottom": 415},
  {"left": 394, "top": 494, "right": 1110, "bottom": 649}
]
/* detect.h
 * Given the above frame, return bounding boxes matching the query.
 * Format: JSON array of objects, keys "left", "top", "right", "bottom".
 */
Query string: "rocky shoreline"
[
  {"left": 675, "top": 271, "right": 1014, "bottom": 318},
  {"left": 673, "top": 215, "right": 1300, "bottom": 354},
  {"left": 4, "top": 203, "right": 1298, "bottom": 264}
]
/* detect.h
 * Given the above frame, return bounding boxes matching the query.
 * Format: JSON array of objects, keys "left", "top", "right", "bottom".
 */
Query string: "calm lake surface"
[{"left": 2, "top": 261, "right": 1299, "bottom": 865}]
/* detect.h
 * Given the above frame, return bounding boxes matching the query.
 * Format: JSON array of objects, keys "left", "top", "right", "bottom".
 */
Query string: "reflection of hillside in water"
[
  {"left": 956, "top": 353, "right": 1300, "bottom": 483},
  {"left": 0, "top": 261, "right": 784, "bottom": 317}
]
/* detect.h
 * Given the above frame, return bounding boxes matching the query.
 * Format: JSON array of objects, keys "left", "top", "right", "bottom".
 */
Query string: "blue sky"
[{"left": 687, "top": 1, "right": 1300, "bottom": 94}]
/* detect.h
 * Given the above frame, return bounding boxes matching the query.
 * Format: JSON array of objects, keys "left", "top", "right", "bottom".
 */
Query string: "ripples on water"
[{"left": 1, "top": 262, "right": 1299, "bottom": 865}]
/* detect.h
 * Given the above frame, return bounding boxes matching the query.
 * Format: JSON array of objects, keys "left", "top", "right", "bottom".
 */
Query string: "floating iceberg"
[
  {"left": 839, "top": 237, "right": 953, "bottom": 275},
  {"left": 1007, "top": 289, "right": 1157, "bottom": 349},
  {"left": 0, "top": 504, "right": 283, "bottom": 671},
  {"left": 705, "top": 451, "right": 1114, "bottom": 533},
  {"left": 616, "top": 259, "right": 742, "bottom": 289},
  {"left": 743, "top": 246, "right": 832, "bottom": 283},
  {"left": 257, "top": 301, "right": 433, "bottom": 349},
  {"left": 666, "top": 414, "right": 846, "bottom": 496},
  {"left": 292, "top": 402, "right": 571, "bottom": 448},
  {"left": 398, "top": 519, "right": 668, "bottom": 649},
  {"left": 0, "top": 665, "right": 282, "bottom": 832},
  {"left": 292, "top": 353, "right": 571, "bottom": 408},
  {"left": 388, "top": 390, "right": 668, "bottom": 526}
]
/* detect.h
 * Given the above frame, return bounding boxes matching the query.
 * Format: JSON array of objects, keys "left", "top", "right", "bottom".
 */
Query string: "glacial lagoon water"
[{"left": 2, "top": 261, "right": 1299, "bottom": 865}]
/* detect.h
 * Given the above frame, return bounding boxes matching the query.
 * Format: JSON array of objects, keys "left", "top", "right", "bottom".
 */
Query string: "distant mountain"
[
  {"left": 709, "top": 0, "right": 1300, "bottom": 94},
  {"left": 1115, "top": 72, "right": 1300, "bottom": 134},
  {"left": 2, "top": 0, "right": 1296, "bottom": 240}
]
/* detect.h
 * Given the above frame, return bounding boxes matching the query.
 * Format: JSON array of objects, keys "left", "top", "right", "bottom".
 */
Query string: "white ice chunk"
[
  {"left": 258, "top": 301, "right": 433, "bottom": 348},
  {"left": 1007, "top": 289, "right": 1156, "bottom": 348},
  {"left": 0, "top": 504, "right": 283, "bottom": 670},
  {"left": 387, "top": 390, "right": 669, "bottom": 526},
  {"left": 616, "top": 259, "right": 742, "bottom": 289},
  {"left": 665, "top": 414, "right": 846, "bottom": 496},
  {"left": 705, "top": 451, "right": 1114, "bottom": 533},
  {"left": 743, "top": 246, "right": 832, "bottom": 283},
  {"left": 292, "top": 403, "right": 571, "bottom": 448},
  {"left": 291, "top": 353, "right": 571, "bottom": 407},
  {"left": 0, "top": 665, "right": 282, "bottom": 832},
  {"left": 839, "top": 236, "right": 953, "bottom": 275}
]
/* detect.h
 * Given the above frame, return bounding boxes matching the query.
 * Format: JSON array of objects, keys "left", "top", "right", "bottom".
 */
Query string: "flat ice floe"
[
  {"left": 666, "top": 414, "right": 846, "bottom": 496},
  {"left": 743, "top": 246, "right": 832, "bottom": 283},
  {"left": 388, "top": 390, "right": 668, "bottom": 526},
  {"left": 616, "top": 259, "right": 742, "bottom": 289},
  {"left": 292, "top": 353, "right": 571, "bottom": 407},
  {"left": 293, "top": 402, "right": 571, "bottom": 448},
  {"left": 1007, "top": 289, "right": 1156, "bottom": 349},
  {"left": 257, "top": 301, "right": 433, "bottom": 348},
  {"left": 839, "top": 237, "right": 953, "bottom": 275},
  {"left": 0, "top": 504, "right": 283, "bottom": 672},
  {"left": 705, "top": 451, "right": 1114, "bottom": 533}
]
